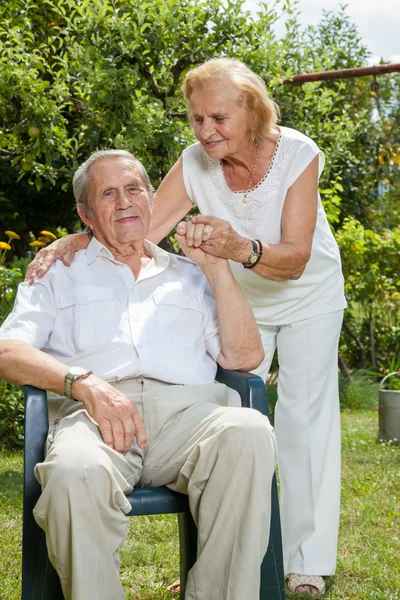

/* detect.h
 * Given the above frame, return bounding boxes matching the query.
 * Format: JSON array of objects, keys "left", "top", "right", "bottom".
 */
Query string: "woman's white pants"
[{"left": 253, "top": 310, "right": 343, "bottom": 576}]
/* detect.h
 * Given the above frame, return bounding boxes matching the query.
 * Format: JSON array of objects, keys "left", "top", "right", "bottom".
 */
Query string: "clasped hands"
[{"left": 175, "top": 216, "right": 252, "bottom": 265}]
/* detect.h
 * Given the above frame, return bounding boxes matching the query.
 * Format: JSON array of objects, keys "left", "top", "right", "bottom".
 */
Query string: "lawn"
[{"left": 0, "top": 410, "right": 399, "bottom": 600}]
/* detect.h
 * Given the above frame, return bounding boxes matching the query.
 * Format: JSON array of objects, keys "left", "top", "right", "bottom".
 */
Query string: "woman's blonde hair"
[{"left": 182, "top": 58, "right": 280, "bottom": 146}]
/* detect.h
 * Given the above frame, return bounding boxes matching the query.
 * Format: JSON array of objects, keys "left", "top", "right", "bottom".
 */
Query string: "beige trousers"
[{"left": 33, "top": 378, "right": 277, "bottom": 600}]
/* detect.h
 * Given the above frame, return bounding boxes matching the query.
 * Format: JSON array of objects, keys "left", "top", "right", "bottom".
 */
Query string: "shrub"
[
  {"left": 0, "top": 381, "right": 24, "bottom": 449},
  {"left": 339, "top": 372, "right": 379, "bottom": 411},
  {"left": 268, "top": 372, "right": 380, "bottom": 417}
]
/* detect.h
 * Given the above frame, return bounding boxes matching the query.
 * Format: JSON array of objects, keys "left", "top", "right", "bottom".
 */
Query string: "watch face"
[
  {"left": 250, "top": 254, "right": 258, "bottom": 263},
  {"left": 69, "top": 366, "right": 88, "bottom": 377}
]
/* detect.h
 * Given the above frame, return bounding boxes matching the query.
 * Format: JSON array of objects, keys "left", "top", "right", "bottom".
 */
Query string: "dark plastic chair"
[{"left": 22, "top": 367, "right": 285, "bottom": 599}]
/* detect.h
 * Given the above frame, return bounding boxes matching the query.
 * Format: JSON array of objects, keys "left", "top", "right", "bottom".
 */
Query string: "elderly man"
[{"left": 0, "top": 150, "right": 276, "bottom": 600}]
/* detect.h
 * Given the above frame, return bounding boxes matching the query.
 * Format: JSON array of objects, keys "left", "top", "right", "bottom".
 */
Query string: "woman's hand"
[
  {"left": 188, "top": 216, "right": 252, "bottom": 263},
  {"left": 25, "top": 232, "right": 90, "bottom": 284}
]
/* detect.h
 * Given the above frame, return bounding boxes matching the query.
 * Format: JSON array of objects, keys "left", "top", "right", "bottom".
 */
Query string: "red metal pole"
[{"left": 282, "top": 63, "right": 400, "bottom": 85}]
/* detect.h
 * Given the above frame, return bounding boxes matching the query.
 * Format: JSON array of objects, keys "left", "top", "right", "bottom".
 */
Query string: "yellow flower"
[
  {"left": 5, "top": 230, "right": 20, "bottom": 239},
  {"left": 37, "top": 236, "right": 51, "bottom": 243},
  {"left": 0, "top": 241, "right": 11, "bottom": 250},
  {"left": 29, "top": 240, "right": 47, "bottom": 247},
  {"left": 40, "top": 230, "right": 57, "bottom": 240}
]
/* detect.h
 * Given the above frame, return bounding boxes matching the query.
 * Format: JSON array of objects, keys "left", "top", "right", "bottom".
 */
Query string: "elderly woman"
[{"left": 27, "top": 58, "right": 346, "bottom": 596}]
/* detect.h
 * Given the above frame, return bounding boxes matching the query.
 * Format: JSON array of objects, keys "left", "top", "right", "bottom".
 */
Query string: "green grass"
[{"left": 1, "top": 411, "right": 399, "bottom": 600}]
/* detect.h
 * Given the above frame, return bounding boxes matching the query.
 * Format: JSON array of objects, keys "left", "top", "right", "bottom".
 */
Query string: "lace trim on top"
[{"left": 205, "top": 132, "right": 295, "bottom": 232}]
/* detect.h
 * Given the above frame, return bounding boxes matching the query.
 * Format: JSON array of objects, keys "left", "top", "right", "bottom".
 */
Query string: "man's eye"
[
  {"left": 215, "top": 117, "right": 225, "bottom": 123},
  {"left": 104, "top": 190, "right": 113, "bottom": 197},
  {"left": 128, "top": 187, "right": 139, "bottom": 193}
]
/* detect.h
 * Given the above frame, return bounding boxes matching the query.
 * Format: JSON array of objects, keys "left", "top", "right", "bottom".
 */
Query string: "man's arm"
[
  {"left": 174, "top": 237, "right": 264, "bottom": 372},
  {"left": 202, "top": 262, "right": 264, "bottom": 371},
  {"left": 0, "top": 339, "right": 147, "bottom": 453}
]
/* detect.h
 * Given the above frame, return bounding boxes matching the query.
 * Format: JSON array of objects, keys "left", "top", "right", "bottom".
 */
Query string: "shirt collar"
[{"left": 85, "top": 236, "right": 180, "bottom": 271}]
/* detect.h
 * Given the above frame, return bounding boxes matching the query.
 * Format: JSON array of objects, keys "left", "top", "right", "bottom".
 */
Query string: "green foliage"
[
  {"left": 0, "top": 0, "right": 397, "bottom": 237},
  {"left": 337, "top": 218, "right": 400, "bottom": 375},
  {"left": 339, "top": 372, "right": 379, "bottom": 411},
  {"left": 0, "top": 381, "right": 24, "bottom": 448},
  {"left": 336, "top": 218, "right": 400, "bottom": 307},
  {"left": 0, "top": 261, "right": 23, "bottom": 323}
]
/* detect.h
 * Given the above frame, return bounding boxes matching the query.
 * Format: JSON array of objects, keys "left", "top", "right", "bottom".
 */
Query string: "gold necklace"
[
  {"left": 221, "top": 148, "right": 259, "bottom": 204},
  {"left": 243, "top": 147, "right": 259, "bottom": 203}
]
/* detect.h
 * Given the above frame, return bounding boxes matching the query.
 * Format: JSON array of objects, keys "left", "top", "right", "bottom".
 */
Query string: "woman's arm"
[
  {"left": 25, "top": 157, "right": 191, "bottom": 282},
  {"left": 191, "top": 156, "right": 319, "bottom": 282},
  {"left": 148, "top": 156, "right": 195, "bottom": 244},
  {"left": 25, "top": 232, "right": 90, "bottom": 283}
]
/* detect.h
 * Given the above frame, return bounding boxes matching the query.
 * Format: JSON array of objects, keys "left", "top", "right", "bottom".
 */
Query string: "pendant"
[{"left": 243, "top": 194, "right": 248, "bottom": 203}]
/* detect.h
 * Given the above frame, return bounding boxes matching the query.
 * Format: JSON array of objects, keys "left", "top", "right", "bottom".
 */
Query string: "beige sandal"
[
  {"left": 167, "top": 579, "right": 180, "bottom": 596},
  {"left": 286, "top": 574, "right": 326, "bottom": 596}
]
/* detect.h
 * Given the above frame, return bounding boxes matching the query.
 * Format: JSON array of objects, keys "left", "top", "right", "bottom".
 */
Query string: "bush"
[
  {"left": 267, "top": 372, "right": 380, "bottom": 417},
  {"left": 339, "top": 372, "right": 379, "bottom": 411},
  {"left": 0, "top": 381, "right": 24, "bottom": 449}
]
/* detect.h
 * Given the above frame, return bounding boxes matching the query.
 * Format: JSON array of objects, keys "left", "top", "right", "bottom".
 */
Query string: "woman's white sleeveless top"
[{"left": 182, "top": 126, "right": 347, "bottom": 326}]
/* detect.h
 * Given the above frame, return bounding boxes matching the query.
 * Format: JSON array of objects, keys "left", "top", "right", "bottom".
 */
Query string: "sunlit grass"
[{"left": 1, "top": 411, "right": 399, "bottom": 600}]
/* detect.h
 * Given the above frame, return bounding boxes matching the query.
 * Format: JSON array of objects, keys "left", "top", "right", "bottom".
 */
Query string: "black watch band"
[
  {"left": 242, "top": 240, "right": 258, "bottom": 268},
  {"left": 243, "top": 239, "right": 263, "bottom": 269}
]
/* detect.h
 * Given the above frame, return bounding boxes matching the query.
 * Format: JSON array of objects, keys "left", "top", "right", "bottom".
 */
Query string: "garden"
[{"left": 0, "top": 0, "right": 399, "bottom": 598}]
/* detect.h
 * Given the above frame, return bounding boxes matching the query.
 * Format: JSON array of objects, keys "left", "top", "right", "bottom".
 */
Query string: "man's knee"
[
  {"left": 216, "top": 407, "right": 275, "bottom": 456},
  {"left": 36, "top": 441, "right": 112, "bottom": 493}
]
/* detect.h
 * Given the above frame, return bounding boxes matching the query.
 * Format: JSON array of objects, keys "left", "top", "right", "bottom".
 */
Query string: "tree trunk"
[
  {"left": 338, "top": 354, "right": 352, "bottom": 379},
  {"left": 342, "top": 319, "right": 366, "bottom": 369},
  {"left": 369, "top": 318, "right": 377, "bottom": 367}
]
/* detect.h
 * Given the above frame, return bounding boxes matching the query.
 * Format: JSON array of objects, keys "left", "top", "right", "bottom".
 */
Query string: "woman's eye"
[{"left": 215, "top": 117, "right": 225, "bottom": 123}]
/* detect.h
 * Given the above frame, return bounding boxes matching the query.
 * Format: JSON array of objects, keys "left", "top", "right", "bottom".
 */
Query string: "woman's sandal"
[
  {"left": 286, "top": 574, "right": 326, "bottom": 596},
  {"left": 167, "top": 579, "right": 180, "bottom": 596}
]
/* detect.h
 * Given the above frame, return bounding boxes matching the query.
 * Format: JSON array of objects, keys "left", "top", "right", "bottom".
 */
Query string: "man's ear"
[{"left": 77, "top": 203, "right": 92, "bottom": 229}]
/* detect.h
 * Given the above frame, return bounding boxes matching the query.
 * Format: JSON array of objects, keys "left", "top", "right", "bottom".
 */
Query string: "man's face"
[{"left": 78, "top": 157, "right": 151, "bottom": 249}]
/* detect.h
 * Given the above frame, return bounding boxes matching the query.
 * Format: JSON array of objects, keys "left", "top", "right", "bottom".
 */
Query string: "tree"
[{"left": 1, "top": 0, "right": 397, "bottom": 237}]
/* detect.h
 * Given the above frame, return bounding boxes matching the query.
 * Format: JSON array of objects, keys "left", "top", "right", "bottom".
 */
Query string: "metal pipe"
[{"left": 282, "top": 63, "right": 400, "bottom": 85}]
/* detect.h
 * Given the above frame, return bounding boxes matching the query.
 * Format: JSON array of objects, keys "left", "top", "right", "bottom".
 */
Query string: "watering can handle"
[{"left": 379, "top": 371, "right": 400, "bottom": 390}]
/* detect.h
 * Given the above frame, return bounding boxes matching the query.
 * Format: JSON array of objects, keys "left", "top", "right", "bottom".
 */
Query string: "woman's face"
[{"left": 189, "top": 81, "right": 252, "bottom": 160}]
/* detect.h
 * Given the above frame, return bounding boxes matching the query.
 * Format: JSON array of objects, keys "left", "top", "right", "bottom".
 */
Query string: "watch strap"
[
  {"left": 242, "top": 239, "right": 258, "bottom": 267},
  {"left": 64, "top": 369, "right": 92, "bottom": 401},
  {"left": 243, "top": 239, "right": 263, "bottom": 270}
]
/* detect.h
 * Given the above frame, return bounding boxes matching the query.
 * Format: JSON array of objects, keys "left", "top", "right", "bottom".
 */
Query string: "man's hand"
[
  {"left": 73, "top": 374, "right": 147, "bottom": 454},
  {"left": 25, "top": 232, "right": 90, "bottom": 284}
]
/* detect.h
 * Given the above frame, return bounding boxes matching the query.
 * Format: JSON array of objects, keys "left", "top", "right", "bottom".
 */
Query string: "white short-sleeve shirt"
[
  {"left": 0, "top": 238, "right": 221, "bottom": 385},
  {"left": 182, "top": 126, "right": 347, "bottom": 325}
]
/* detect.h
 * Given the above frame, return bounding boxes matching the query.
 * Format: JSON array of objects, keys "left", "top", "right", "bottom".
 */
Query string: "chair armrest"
[
  {"left": 216, "top": 366, "right": 270, "bottom": 419},
  {"left": 24, "top": 386, "right": 48, "bottom": 511}
]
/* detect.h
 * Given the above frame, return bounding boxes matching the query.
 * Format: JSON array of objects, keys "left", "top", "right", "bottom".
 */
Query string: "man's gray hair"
[{"left": 72, "top": 150, "right": 155, "bottom": 214}]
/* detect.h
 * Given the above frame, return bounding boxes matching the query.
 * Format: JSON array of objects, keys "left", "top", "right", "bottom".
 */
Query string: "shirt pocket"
[
  {"left": 60, "top": 285, "right": 116, "bottom": 352},
  {"left": 152, "top": 283, "right": 203, "bottom": 348}
]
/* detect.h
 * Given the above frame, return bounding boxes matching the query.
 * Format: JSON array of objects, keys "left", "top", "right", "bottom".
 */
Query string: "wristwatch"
[
  {"left": 64, "top": 366, "right": 93, "bottom": 401},
  {"left": 242, "top": 240, "right": 259, "bottom": 268}
]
